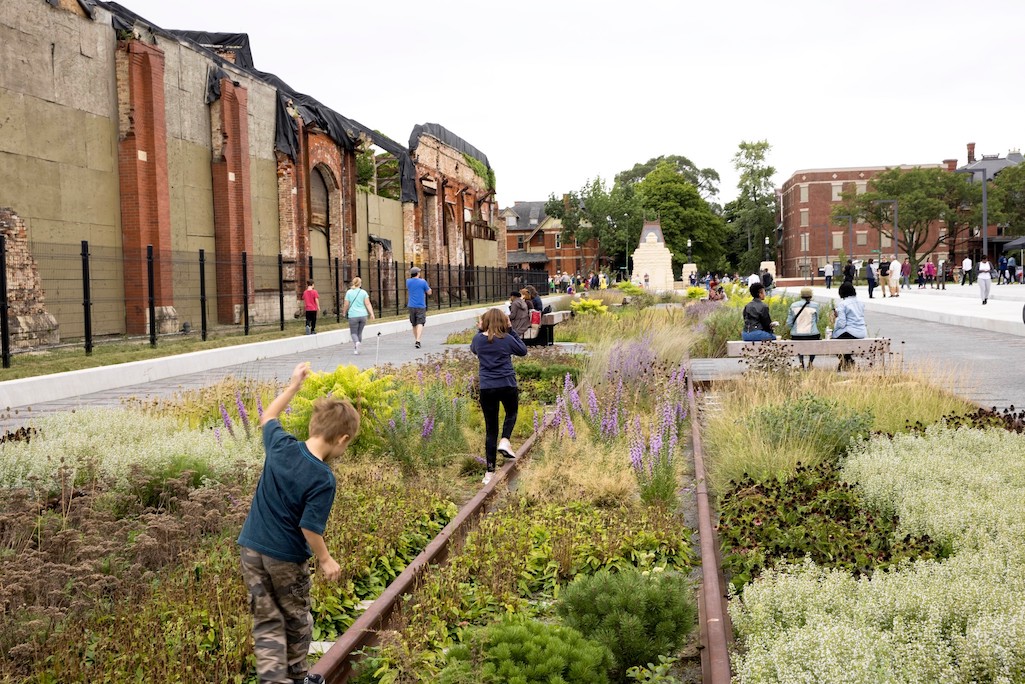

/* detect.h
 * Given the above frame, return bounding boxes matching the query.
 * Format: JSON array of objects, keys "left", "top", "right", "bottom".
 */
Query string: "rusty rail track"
[
  {"left": 310, "top": 427, "right": 547, "bottom": 682},
  {"left": 687, "top": 374, "right": 733, "bottom": 684},
  {"left": 312, "top": 372, "right": 731, "bottom": 683}
]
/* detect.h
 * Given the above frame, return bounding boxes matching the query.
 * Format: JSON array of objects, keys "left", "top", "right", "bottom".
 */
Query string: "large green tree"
[
  {"left": 615, "top": 155, "right": 721, "bottom": 199},
  {"left": 991, "top": 163, "right": 1025, "bottom": 236},
  {"left": 544, "top": 176, "right": 642, "bottom": 273},
  {"left": 637, "top": 161, "right": 725, "bottom": 272},
  {"left": 730, "top": 140, "right": 778, "bottom": 274},
  {"left": 833, "top": 167, "right": 981, "bottom": 270}
]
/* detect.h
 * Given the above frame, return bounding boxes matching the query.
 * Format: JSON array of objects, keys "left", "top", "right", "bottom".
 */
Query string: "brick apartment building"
[
  {"left": 778, "top": 143, "right": 1024, "bottom": 279},
  {"left": 502, "top": 201, "right": 602, "bottom": 277}
]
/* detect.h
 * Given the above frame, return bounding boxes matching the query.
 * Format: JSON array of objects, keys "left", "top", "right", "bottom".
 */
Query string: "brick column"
[
  {"left": 210, "top": 79, "right": 254, "bottom": 324},
  {"left": 116, "top": 40, "right": 176, "bottom": 334}
]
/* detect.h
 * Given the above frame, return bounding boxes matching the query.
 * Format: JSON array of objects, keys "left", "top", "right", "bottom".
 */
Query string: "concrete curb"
[{"left": 0, "top": 306, "right": 496, "bottom": 409}]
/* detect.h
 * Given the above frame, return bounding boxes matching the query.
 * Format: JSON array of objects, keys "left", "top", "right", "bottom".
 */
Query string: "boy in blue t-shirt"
[
  {"left": 406, "top": 266, "right": 432, "bottom": 349},
  {"left": 238, "top": 362, "right": 361, "bottom": 684}
]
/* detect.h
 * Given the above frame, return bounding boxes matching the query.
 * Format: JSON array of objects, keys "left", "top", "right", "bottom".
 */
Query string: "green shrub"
[
  {"left": 556, "top": 568, "right": 696, "bottom": 682},
  {"left": 571, "top": 298, "right": 610, "bottom": 316},
  {"left": 746, "top": 393, "right": 871, "bottom": 461},
  {"left": 439, "top": 618, "right": 612, "bottom": 684},
  {"left": 685, "top": 286, "right": 707, "bottom": 300},
  {"left": 280, "top": 364, "right": 396, "bottom": 453},
  {"left": 688, "top": 305, "right": 741, "bottom": 358},
  {"left": 616, "top": 281, "right": 644, "bottom": 296}
]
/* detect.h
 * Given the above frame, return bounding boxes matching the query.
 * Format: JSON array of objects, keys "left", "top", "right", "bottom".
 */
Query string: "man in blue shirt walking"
[{"left": 406, "top": 266, "right": 432, "bottom": 349}]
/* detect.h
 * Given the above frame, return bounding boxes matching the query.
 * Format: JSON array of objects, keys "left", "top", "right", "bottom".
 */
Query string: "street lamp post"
[
  {"left": 836, "top": 214, "right": 854, "bottom": 259},
  {"left": 687, "top": 238, "right": 692, "bottom": 263},
  {"left": 871, "top": 200, "right": 899, "bottom": 261},
  {"left": 764, "top": 235, "right": 770, "bottom": 262},
  {"left": 954, "top": 167, "right": 989, "bottom": 260}
]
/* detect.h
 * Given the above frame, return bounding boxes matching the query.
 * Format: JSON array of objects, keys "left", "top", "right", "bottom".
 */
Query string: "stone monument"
[{"left": 631, "top": 220, "right": 675, "bottom": 291}]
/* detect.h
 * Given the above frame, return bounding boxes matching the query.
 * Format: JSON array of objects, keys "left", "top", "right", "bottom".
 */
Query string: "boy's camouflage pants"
[{"left": 240, "top": 547, "right": 313, "bottom": 684}]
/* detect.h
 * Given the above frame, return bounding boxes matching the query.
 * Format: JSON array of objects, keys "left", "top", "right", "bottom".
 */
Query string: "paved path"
[{"left": 0, "top": 316, "right": 482, "bottom": 430}]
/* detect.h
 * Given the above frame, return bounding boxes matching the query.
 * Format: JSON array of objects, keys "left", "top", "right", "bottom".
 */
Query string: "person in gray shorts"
[{"left": 406, "top": 266, "right": 432, "bottom": 349}]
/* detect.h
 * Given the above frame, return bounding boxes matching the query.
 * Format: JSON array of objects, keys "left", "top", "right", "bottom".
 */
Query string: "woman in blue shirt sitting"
[{"left": 831, "top": 281, "right": 867, "bottom": 370}]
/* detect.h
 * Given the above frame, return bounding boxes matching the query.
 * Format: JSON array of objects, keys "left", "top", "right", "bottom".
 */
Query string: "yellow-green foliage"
[
  {"left": 280, "top": 364, "right": 396, "bottom": 453},
  {"left": 570, "top": 298, "right": 609, "bottom": 316},
  {"left": 686, "top": 286, "right": 708, "bottom": 300},
  {"left": 616, "top": 281, "right": 644, "bottom": 296}
]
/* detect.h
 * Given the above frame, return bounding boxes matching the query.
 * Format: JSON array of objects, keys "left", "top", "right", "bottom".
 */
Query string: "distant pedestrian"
[
  {"left": 508, "top": 290, "right": 530, "bottom": 336},
  {"left": 760, "top": 268, "right": 775, "bottom": 293},
  {"left": 888, "top": 257, "right": 901, "bottom": 297},
  {"left": 644, "top": 273, "right": 650, "bottom": 289},
  {"left": 525, "top": 285, "right": 543, "bottom": 313},
  {"left": 843, "top": 260, "right": 855, "bottom": 284},
  {"left": 747, "top": 272, "right": 761, "bottom": 286},
  {"left": 590, "top": 272, "right": 599, "bottom": 290},
  {"left": 978, "top": 255, "right": 993, "bottom": 305},
  {"left": 406, "top": 267, "right": 432, "bottom": 349},
  {"left": 961, "top": 255, "right": 973, "bottom": 286},
  {"left": 342, "top": 276, "right": 374, "bottom": 355},
  {"left": 901, "top": 258, "right": 912, "bottom": 289},
  {"left": 1009, "top": 255, "right": 1019, "bottom": 284},
  {"left": 877, "top": 258, "right": 889, "bottom": 297},
  {"left": 998, "top": 255, "right": 1009, "bottom": 285},
  {"left": 470, "top": 308, "right": 527, "bottom": 485},
  {"left": 925, "top": 259, "right": 937, "bottom": 288},
  {"left": 866, "top": 259, "right": 877, "bottom": 299},
  {"left": 302, "top": 280, "right": 319, "bottom": 335},
  {"left": 823, "top": 261, "right": 834, "bottom": 289}
]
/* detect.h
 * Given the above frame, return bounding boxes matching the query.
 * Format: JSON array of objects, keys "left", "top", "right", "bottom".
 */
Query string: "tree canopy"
[
  {"left": 992, "top": 163, "right": 1025, "bottom": 236},
  {"left": 544, "top": 176, "right": 642, "bottom": 273},
  {"left": 637, "top": 161, "right": 725, "bottom": 271},
  {"left": 615, "top": 155, "right": 720, "bottom": 199},
  {"left": 728, "top": 140, "right": 778, "bottom": 274},
  {"left": 832, "top": 167, "right": 981, "bottom": 269}
]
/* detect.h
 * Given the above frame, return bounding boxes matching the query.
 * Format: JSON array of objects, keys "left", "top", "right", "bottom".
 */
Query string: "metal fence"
[{"left": 0, "top": 238, "right": 550, "bottom": 368}]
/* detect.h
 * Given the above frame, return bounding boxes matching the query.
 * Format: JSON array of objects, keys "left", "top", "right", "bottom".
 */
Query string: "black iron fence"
[{"left": 0, "top": 239, "right": 550, "bottom": 368}]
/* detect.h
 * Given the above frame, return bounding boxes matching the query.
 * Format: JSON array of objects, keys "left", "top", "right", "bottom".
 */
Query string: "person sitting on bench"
[
  {"left": 741, "top": 282, "right": 778, "bottom": 341},
  {"left": 831, "top": 281, "right": 866, "bottom": 370},
  {"left": 786, "top": 286, "right": 821, "bottom": 369}
]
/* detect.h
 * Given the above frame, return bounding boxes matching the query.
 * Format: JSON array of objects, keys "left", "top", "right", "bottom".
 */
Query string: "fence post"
[
  {"left": 200, "top": 249, "right": 209, "bottom": 341},
  {"left": 147, "top": 245, "right": 157, "bottom": 347},
  {"left": 357, "top": 257, "right": 362, "bottom": 283},
  {"left": 334, "top": 257, "right": 341, "bottom": 323},
  {"left": 376, "top": 261, "right": 383, "bottom": 314},
  {"left": 242, "top": 251, "right": 250, "bottom": 335},
  {"left": 0, "top": 235, "right": 10, "bottom": 369},
  {"left": 277, "top": 253, "right": 285, "bottom": 332},
  {"left": 80, "top": 240, "right": 93, "bottom": 355},
  {"left": 308, "top": 254, "right": 314, "bottom": 281},
  {"left": 393, "top": 261, "right": 400, "bottom": 316},
  {"left": 435, "top": 262, "right": 441, "bottom": 308}
]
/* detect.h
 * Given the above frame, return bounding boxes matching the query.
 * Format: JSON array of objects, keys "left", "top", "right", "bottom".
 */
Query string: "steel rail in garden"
[
  {"left": 686, "top": 373, "right": 733, "bottom": 684},
  {"left": 310, "top": 423, "right": 550, "bottom": 683}
]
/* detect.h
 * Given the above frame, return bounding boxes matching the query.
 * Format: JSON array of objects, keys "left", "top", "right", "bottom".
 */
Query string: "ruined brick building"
[{"left": 0, "top": 0, "right": 502, "bottom": 343}]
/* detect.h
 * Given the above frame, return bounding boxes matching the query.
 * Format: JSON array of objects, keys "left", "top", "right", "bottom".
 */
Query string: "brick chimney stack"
[
  {"left": 943, "top": 159, "right": 958, "bottom": 172},
  {"left": 967, "top": 142, "right": 976, "bottom": 164}
]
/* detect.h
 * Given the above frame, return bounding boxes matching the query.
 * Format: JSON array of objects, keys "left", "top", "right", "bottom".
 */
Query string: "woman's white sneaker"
[
  {"left": 498, "top": 438, "right": 515, "bottom": 459},
  {"left": 482, "top": 472, "right": 493, "bottom": 485}
]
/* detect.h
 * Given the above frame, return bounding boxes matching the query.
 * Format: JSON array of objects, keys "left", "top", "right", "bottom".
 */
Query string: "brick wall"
[{"left": 0, "top": 208, "right": 59, "bottom": 347}]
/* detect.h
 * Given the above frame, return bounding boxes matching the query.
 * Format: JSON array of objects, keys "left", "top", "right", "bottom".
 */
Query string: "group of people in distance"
[{"left": 742, "top": 281, "right": 866, "bottom": 371}]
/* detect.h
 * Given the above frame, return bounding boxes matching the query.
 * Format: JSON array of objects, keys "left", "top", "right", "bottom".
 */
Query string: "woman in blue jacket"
[
  {"left": 470, "top": 308, "right": 528, "bottom": 484},
  {"left": 831, "top": 281, "right": 867, "bottom": 370}
]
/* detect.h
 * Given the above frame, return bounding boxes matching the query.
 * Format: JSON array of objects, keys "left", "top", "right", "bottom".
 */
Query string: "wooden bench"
[
  {"left": 526, "top": 310, "right": 572, "bottom": 347},
  {"left": 726, "top": 338, "right": 891, "bottom": 366}
]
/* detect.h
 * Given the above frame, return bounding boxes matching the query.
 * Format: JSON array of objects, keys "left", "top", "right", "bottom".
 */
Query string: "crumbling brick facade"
[{"left": 0, "top": 209, "right": 59, "bottom": 348}]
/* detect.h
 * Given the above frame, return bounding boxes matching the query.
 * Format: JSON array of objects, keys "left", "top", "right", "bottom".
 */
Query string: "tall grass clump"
[{"left": 702, "top": 368, "right": 972, "bottom": 492}]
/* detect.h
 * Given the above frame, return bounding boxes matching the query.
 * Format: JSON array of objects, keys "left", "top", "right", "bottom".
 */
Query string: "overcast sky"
[{"left": 126, "top": 0, "right": 1025, "bottom": 208}]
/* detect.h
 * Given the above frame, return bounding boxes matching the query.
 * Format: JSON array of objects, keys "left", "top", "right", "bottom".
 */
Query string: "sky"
[{"left": 124, "top": 0, "right": 1025, "bottom": 208}]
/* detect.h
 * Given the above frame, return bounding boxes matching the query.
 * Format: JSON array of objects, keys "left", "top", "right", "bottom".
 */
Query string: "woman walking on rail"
[
  {"left": 470, "top": 308, "right": 527, "bottom": 485},
  {"left": 342, "top": 277, "right": 375, "bottom": 355}
]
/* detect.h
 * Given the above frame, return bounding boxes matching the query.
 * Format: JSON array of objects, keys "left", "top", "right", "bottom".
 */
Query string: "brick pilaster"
[
  {"left": 116, "top": 40, "right": 175, "bottom": 334},
  {"left": 210, "top": 79, "right": 254, "bottom": 324}
]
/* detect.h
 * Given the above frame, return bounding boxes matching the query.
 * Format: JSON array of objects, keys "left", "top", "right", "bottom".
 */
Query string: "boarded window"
[
  {"left": 310, "top": 168, "right": 329, "bottom": 228},
  {"left": 831, "top": 183, "right": 843, "bottom": 201},
  {"left": 800, "top": 233, "right": 809, "bottom": 252},
  {"left": 800, "top": 209, "right": 809, "bottom": 227},
  {"left": 832, "top": 233, "right": 844, "bottom": 250},
  {"left": 857, "top": 231, "right": 868, "bottom": 246},
  {"left": 800, "top": 185, "right": 809, "bottom": 203}
]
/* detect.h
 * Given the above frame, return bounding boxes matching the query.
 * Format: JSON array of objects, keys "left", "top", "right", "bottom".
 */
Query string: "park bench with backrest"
[{"left": 726, "top": 338, "right": 891, "bottom": 366}]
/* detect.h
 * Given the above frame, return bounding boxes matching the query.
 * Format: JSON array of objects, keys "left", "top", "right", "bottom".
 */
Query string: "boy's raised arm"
[{"left": 260, "top": 362, "right": 310, "bottom": 425}]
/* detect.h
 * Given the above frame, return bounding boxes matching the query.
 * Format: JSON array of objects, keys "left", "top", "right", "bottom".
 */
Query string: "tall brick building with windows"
[
  {"left": 779, "top": 164, "right": 942, "bottom": 279},
  {"left": 502, "top": 201, "right": 602, "bottom": 277}
]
